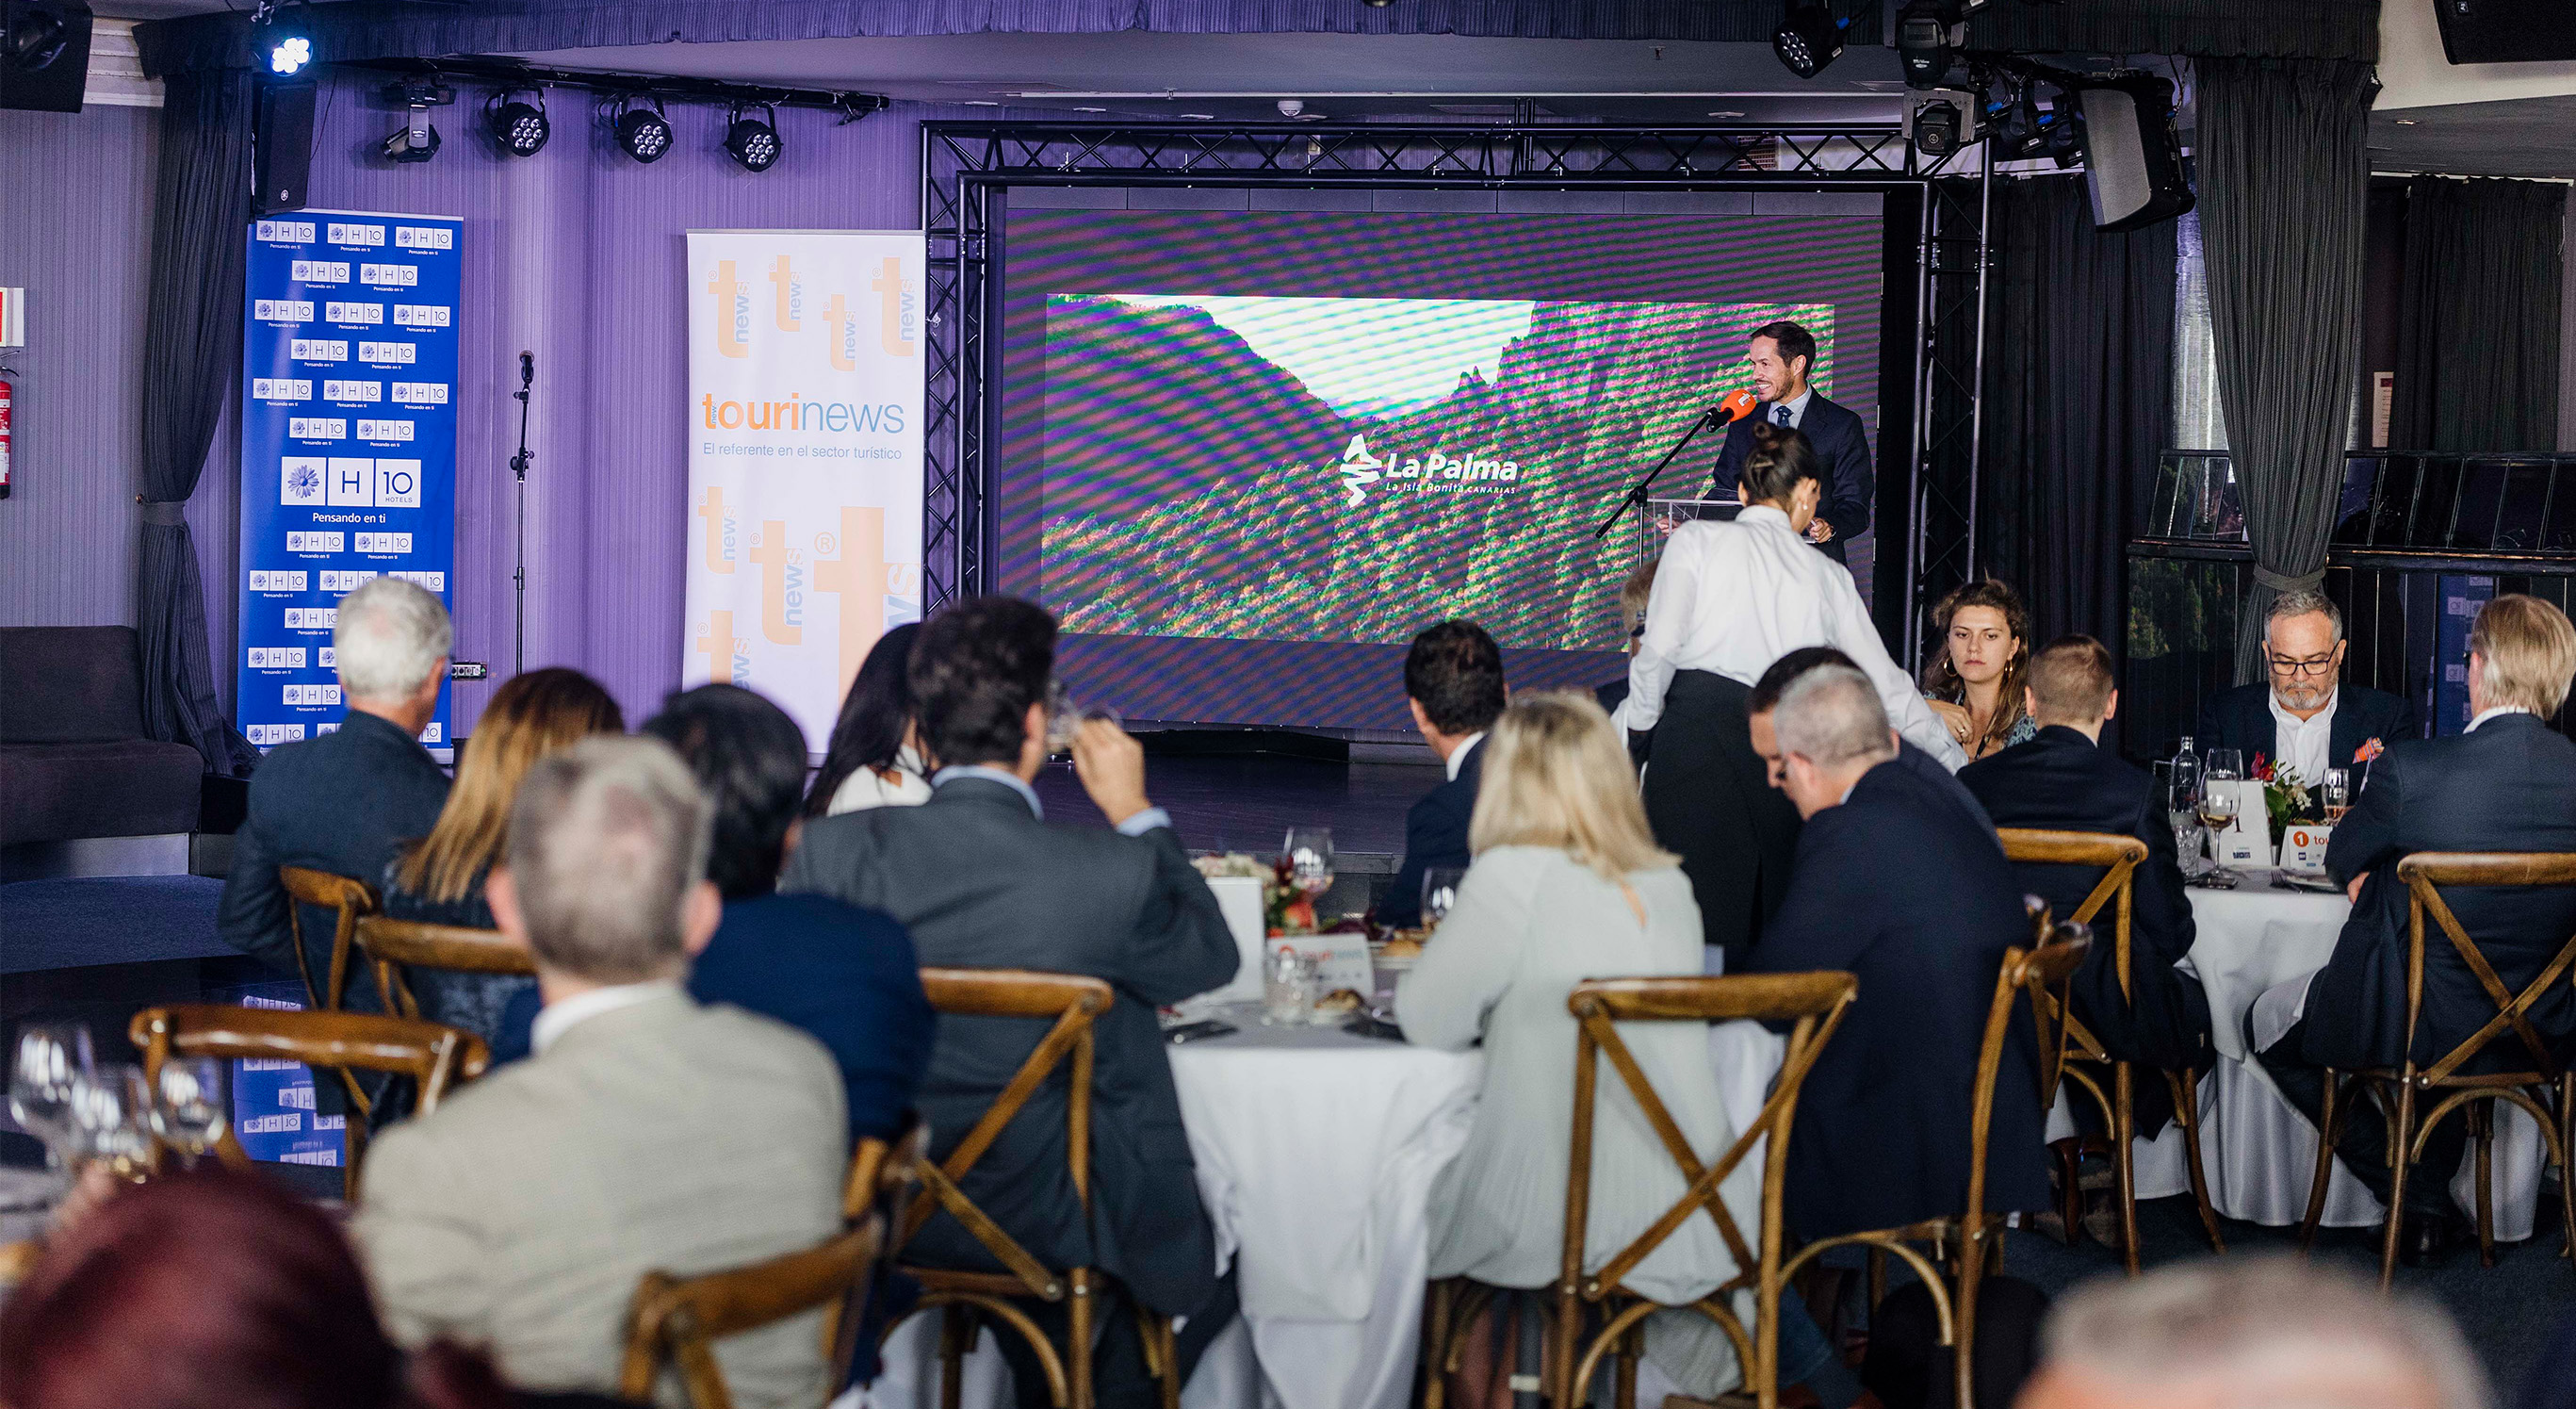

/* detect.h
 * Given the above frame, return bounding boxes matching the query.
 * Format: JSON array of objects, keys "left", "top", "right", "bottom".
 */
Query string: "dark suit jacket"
[
  {"left": 779, "top": 777, "right": 1238, "bottom": 1316},
  {"left": 1744, "top": 758, "right": 2052, "bottom": 1241},
  {"left": 2194, "top": 681, "right": 2417, "bottom": 778},
  {"left": 1708, "top": 392, "right": 1873, "bottom": 564},
  {"left": 1380, "top": 737, "right": 1483, "bottom": 928},
  {"left": 1960, "top": 726, "right": 2213, "bottom": 1073},
  {"left": 2305, "top": 713, "right": 2576, "bottom": 1073},
  {"left": 218, "top": 709, "right": 450, "bottom": 1016}
]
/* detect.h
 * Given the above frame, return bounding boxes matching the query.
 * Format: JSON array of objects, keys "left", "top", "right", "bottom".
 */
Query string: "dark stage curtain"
[
  {"left": 2390, "top": 176, "right": 2568, "bottom": 452},
  {"left": 139, "top": 68, "right": 259, "bottom": 777},
  {"left": 2195, "top": 57, "right": 2375, "bottom": 684},
  {"left": 1980, "top": 174, "right": 2177, "bottom": 692}
]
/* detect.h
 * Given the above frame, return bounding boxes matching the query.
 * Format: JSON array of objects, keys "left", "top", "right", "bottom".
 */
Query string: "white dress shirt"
[
  {"left": 530, "top": 978, "right": 683, "bottom": 1057},
  {"left": 1626, "top": 504, "right": 1967, "bottom": 769},
  {"left": 2469, "top": 706, "right": 2535, "bottom": 732},
  {"left": 1445, "top": 732, "right": 1486, "bottom": 782},
  {"left": 2267, "top": 688, "right": 2338, "bottom": 784}
]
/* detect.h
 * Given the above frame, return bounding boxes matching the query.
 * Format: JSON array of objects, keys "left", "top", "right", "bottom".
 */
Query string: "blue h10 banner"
[{"left": 236, "top": 211, "right": 462, "bottom": 755}]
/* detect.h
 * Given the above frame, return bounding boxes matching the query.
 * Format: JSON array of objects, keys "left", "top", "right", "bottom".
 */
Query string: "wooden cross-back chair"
[
  {"left": 353, "top": 916, "right": 536, "bottom": 1022},
  {"left": 1995, "top": 827, "right": 2225, "bottom": 1271},
  {"left": 621, "top": 1216, "right": 888, "bottom": 1409},
  {"left": 1773, "top": 907, "right": 2090, "bottom": 1409},
  {"left": 1420, "top": 971, "right": 1860, "bottom": 1409},
  {"left": 127, "top": 1004, "right": 487, "bottom": 1200},
  {"left": 2294, "top": 852, "right": 2576, "bottom": 1287},
  {"left": 278, "top": 866, "right": 384, "bottom": 1124},
  {"left": 889, "top": 969, "right": 1180, "bottom": 1409}
]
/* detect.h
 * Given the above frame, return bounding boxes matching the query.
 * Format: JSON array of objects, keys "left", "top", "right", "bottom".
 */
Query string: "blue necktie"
[{"left": 1773, "top": 403, "right": 1793, "bottom": 428}]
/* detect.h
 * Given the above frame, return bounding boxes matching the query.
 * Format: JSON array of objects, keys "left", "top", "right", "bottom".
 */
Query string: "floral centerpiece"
[
  {"left": 1192, "top": 853, "right": 1317, "bottom": 936},
  {"left": 2248, "top": 753, "right": 2316, "bottom": 836}
]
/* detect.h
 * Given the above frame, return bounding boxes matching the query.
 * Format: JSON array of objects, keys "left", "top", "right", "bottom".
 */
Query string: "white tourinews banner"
[{"left": 684, "top": 230, "right": 925, "bottom": 749}]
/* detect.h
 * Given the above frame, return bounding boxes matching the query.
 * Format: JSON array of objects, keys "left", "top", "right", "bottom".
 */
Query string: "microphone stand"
[
  {"left": 1591, "top": 402, "right": 1743, "bottom": 541},
  {"left": 510, "top": 352, "right": 533, "bottom": 678}
]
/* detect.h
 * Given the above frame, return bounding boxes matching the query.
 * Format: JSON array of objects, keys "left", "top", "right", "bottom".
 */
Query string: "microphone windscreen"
[{"left": 1719, "top": 387, "right": 1759, "bottom": 420}]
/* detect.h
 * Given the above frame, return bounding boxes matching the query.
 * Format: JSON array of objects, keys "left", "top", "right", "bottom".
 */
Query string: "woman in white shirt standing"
[
  {"left": 1627, "top": 423, "right": 1965, "bottom": 968},
  {"left": 805, "top": 622, "right": 935, "bottom": 816},
  {"left": 1399, "top": 691, "right": 1863, "bottom": 1408}
]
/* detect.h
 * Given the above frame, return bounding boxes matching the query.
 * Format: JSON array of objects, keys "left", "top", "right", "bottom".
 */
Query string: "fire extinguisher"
[{"left": 0, "top": 369, "right": 13, "bottom": 500}]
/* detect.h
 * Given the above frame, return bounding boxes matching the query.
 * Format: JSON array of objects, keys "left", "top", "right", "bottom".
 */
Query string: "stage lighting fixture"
[
  {"left": 377, "top": 77, "right": 449, "bottom": 164},
  {"left": 1771, "top": 2, "right": 1849, "bottom": 79},
  {"left": 485, "top": 88, "right": 547, "bottom": 156},
  {"left": 4, "top": 4, "right": 67, "bottom": 72},
  {"left": 1905, "top": 92, "right": 1966, "bottom": 158},
  {"left": 1989, "top": 84, "right": 2045, "bottom": 160},
  {"left": 1896, "top": 0, "right": 1965, "bottom": 90},
  {"left": 723, "top": 101, "right": 780, "bottom": 172},
  {"left": 612, "top": 95, "right": 672, "bottom": 163},
  {"left": 265, "top": 33, "right": 308, "bottom": 76}
]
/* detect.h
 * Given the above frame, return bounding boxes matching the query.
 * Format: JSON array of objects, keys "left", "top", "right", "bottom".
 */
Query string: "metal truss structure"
[{"left": 919, "top": 119, "right": 1991, "bottom": 656}]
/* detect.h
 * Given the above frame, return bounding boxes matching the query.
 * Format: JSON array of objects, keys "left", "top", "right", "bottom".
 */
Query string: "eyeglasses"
[{"left": 2266, "top": 654, "right": 2339, "bottom": 677}]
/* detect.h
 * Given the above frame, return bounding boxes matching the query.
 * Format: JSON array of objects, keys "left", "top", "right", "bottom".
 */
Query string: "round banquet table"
[
  {"left": 2085, "top": 881, "right": 2546, "bottom": 1237},
  {"left": 872, "top": 1008, "right": 1790, "bottom": 1409}
]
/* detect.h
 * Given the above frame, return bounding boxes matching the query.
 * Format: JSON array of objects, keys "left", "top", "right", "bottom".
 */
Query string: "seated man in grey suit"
[
  {"left": 782, "top": 597, "right": 1240, "bottom": 1409},
  {"left": 355, "top": 736, "right": 847, "bottom": 1409}
]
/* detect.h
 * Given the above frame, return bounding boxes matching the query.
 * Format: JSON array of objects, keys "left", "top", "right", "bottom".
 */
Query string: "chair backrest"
[
  {"left": 127, "top": 1004, "right": 488, "bottom": 1175},
  {"left": 899, "top": 969, "right": 1115, "bottom": 1300},
  {"left": 1997, "top": 828, "right": 2144, "bottom": 1001},
  {"left": 279, "top": 866, "right": 381, "bottom": 1013},
  {"left": 830, "top": 1117, "right": 929, "bottom": 1380},
  {"left": 1966, "top": 928, "right": 2090, "bottom": 1226},
  {"left": 354, "top": 915, "right": 536, "bottom": 1021},
  {"left": 1561, "top": 972, "right": 1859, "bottom": 1390},
  {"left": 2397, "top": 852, "right": 2576, "bottom": 1081},
  {"left": 619, "top": 1216, "right": 887, "bottom": 1409}
]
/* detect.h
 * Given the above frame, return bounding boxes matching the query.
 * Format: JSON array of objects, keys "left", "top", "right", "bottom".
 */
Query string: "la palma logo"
[{"left": 1332, "top": 433, "right": 1524, "bottom": 508}]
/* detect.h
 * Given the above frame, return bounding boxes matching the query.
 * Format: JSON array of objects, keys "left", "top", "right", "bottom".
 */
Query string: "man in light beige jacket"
[{"left": 353, "top": 735, "right": 847, "bottom": 1409}]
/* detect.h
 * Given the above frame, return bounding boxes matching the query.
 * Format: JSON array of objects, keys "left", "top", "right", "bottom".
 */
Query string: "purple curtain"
[{"left": 140, "top": 68, "right": 261, "bottom": 776}]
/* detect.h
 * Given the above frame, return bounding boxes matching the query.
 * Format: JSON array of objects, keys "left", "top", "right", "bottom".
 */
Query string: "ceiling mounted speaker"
[
  {"left": 2433, "top": 0, "right": 2576, "bottom": 65},
  {"left": 0, "top": 0, "right": 93, "bottom": 113},
  {"left": 2075, "top": 74, "right": 2193, "bottom": 234}
]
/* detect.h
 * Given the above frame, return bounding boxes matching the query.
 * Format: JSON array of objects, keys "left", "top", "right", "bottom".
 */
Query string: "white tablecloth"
[
  {"left": 2066, "top": 882, "right": 2543, "bottom": 1237},
  {"left": 875, "top": 1012, "right": 1482, "bottom": 1409}
]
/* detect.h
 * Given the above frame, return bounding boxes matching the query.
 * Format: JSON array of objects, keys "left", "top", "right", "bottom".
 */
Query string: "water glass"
[
  {"left": 149, "top": 1057, "right": 230, "bottom": 1168},
  {"left": 1282, "top": 827, "right": 1335, "bottom": 898},
  {"left": 2321, "top": 767, "right": 2352, "bottom": 824},
  {"left": 8, "top": 1022, "right": 94, "bottom": 1168},
  {"left": 1262, "top": 945, "right": 1317, "bottom": 1026},
  {"left": 1043, "top": 678, "right": 1123, "bottom": 755},
  {"left": 1421, "top": 867, "right": 1467, "bottom": 927},
  {"left": 67, "top": 1064, "right": 155, "bottom": 1184}
]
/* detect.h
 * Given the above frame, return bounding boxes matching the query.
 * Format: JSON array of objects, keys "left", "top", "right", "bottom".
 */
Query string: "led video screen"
[{"left": 995, "top": 194, "right": 1886, "bottom": 732}]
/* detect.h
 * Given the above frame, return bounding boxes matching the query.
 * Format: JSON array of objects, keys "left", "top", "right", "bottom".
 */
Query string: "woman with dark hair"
[
  {"left": 807, "top": 621, "right": 931, "bottom": 816},
  {"left": 1921, "top": 579, "right": 2036, "bottom": 761},
  {"left": 0, "top": 1170, "right": 622, "bottom": 1409},
  {"left": 382, "top": 667, "right": 623, "bottom": 1044},
  {"left": 1626, "top": 423, "right": 1966, "bottom": 967}
]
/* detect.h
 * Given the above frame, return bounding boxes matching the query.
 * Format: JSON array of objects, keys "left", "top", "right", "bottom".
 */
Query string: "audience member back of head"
[{"left": 1383, "top": 619, "right": 1507, "bottom": 927}]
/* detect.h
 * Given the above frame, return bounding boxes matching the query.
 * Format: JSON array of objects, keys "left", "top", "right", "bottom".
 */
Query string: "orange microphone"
[{"left": 1716, "top": 386, "right": 1760, "bottom": 424}]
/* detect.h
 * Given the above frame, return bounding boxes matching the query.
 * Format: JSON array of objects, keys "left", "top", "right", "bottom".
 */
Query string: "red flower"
[{"left": 2251, "top": 752, "right": 2274, "bottom": 782}]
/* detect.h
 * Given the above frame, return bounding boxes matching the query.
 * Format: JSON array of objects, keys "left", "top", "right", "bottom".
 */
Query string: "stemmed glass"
[
  {"left": 2196, "top": 783, "right": 2242, "bottom": 860},
  {"left": 1282, "top": 827, "right": 1335, "bottom": 900},
  {"left": 1421, "top": 867, "right": 1467, "bottom": 928},
  {"left": 66, "top": 1064, "right": 155, "bottom": 1184},
  {"left": 2200, "top": 748, "right": 2243, "bottom": 867},
  {"left": 8, "top": 1023, "right": 94, "bottom": 1171},
  {"left": 2321, "top": 767, "right": 2352, "bottom": 824},
  {"left": 149, "top": 1057, "right": 230, "bottom": 1169}
]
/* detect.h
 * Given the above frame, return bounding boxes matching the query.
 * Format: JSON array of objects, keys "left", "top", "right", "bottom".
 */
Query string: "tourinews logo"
[{"left": 1332, "top": 434, "right": 1525, "bottom": 508}]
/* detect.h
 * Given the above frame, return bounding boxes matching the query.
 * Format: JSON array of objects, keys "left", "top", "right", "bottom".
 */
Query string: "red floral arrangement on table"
[{"left": 2248, "top": 753, "right": 2317, "bottom": 834}]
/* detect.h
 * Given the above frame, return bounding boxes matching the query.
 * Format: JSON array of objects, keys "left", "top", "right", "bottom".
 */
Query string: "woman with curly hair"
[{"left": 1921, "top": 579, "right": 2036, "bottom": 762}]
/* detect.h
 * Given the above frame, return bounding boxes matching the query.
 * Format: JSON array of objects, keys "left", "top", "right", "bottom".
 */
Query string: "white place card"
[
  {"left": 1201, "top": 876, "right": 1268, "bottom": 1004},
  {"left": 1276, "top": 934, "right": 1375, "bottom": 997},
  {"left": 2216, "top": 778, "right": 2273, "bottom": 870},
  {"left": 2279, "top": 820, "right": 2334, "bottom": 875}
]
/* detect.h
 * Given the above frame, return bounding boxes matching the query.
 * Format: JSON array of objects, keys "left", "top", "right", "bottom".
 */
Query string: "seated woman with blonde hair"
[{"left": 1397, "top": 691, "right": 1865, "bottom": 1409}]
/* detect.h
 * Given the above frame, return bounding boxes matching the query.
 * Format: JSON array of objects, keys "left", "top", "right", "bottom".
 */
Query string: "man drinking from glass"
[{"left": 2193, "top": 589, "right": 2415, "bottom": 785}]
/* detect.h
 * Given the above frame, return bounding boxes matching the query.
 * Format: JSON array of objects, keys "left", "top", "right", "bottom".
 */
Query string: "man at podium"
[{"left": 1707, "top": 319, "right": 1873, "bottom": 565}]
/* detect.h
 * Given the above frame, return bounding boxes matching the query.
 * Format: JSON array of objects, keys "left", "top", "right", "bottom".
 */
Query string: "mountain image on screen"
[{"left": 1039, "top": 292, "right": 1835, "bottom": 651}]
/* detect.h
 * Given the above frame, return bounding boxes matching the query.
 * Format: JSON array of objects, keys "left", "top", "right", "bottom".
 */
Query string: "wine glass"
[
  {"left": 2321, "top": 767, "right": 2352, "bottom": 824},
  {"left": 66, "top": 1064, "right": 154, "bottom": 1184},
  {"left": 8, "top": 1022, "right": 95, "bottom": 1170},
  {"left": 2197, "top": 783, "right": 2241, "bottom": 858},
  {"left": 2203, "top": 747, "right": 2242, "bottom": 785},
  {"left": 1043, "top": 679, "right": 1123, "bottom": 757},
  {"left": 1421, "top": 867, "right": 1468, "bottom": 928},
  {"left": 1282, "top": 827, "right": 1335, "bottom": 899},
  {"left": 149, "top": 1057, "right": 230, "bottom": 1169}
]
